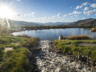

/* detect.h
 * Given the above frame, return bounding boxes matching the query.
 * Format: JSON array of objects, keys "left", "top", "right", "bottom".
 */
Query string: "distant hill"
[
  {"left": 8, "top": 20, "right": 39, "bottom": 26},
  {"left": 1, "top": 18, "right": 96, "bottom": 26},
  {"left": 8, "top": 19, "right": 72, "bottom": 26},
  {"left": 68, "top": 18, "right": 96, "bottom": 26},
  {"left": 36, "top": 22, "right": 72, "bottom": 26}
]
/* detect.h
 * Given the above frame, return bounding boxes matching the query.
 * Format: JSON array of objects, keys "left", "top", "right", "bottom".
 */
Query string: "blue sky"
[{"left": 0, "top": 0, "right": 96, "bottom": 23}]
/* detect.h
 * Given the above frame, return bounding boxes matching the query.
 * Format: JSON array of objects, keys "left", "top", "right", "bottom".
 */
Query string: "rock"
[{"left": 58, "top": 35, "right": 63, "bottom": 40}]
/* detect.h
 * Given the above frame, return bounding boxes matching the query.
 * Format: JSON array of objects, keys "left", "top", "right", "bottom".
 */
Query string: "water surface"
[{"left": 12, "top": 28, "right": 96, "bottom": 41}]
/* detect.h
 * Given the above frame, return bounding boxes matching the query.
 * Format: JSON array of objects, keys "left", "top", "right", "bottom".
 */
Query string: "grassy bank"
[
  {"left": 53, "top": 39, "right": 96, "bottom": 60},
  {"left": 66, "top": 35, "right": 90, "bottom": 40},
  {"left": 0, "top": 34, "right": 40, "bottom": 72},
  {"left": 91, "top": 27, "right": 96, "bottom": 32}
]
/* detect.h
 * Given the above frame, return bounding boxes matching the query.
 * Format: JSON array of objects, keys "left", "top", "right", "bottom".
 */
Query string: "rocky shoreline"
[{"left": 28, "top": 40, "right": 96, "bottom": 72}]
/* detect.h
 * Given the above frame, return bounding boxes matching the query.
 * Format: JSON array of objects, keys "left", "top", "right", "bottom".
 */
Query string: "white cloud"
[
  {"left": 17, "top": 14, "right": 22, "bottom": 16},
  {"left": 82, "top": 2, "right": 89, "bottom": 6},
  {"left": 52, "top": 16, "right": 55, "bottom": 19},
  {"left": 57, "top": 17, "right": 62, "bottom": 19},
  {"left": 71, "top": 15, "right": 78, "bottom": 17},
  {"left": 76, "top": 5, "right": 83, "bottom": 9},
  {"left": 17, "top": 0, "right": 21, "bottom": 1},
  {"left": 63, "top": 15, "right": 67, "bottom": 17},
  {"left": 36, "top": 16, "right": 56, "bottom": 20},
  {"left": 76, "top": 2, "right": 89, "bottom": 9},
  {"left": 83, "top": 9, "right": 96, "bottom": 15},
  {"left": 95, "top": 14, "right": 96, "bottom": 15},
  {"left": 31, "top": 12, "right": 35, "bottom": 17},
  {"left": 69, "top": 11, "right": 81, "bottom": 15},
  {"left": 82, "top": 17, "right": 85, "bottom": 20},
  {"left": 90, "top": 3, "right": 96, "bottom": 8},
  {"left": 84, "top": 7, "right": 90, "bottom": 10},
  {"left": 57, "top": 13, "right": 61, "bottom": 16},
  {"left": 21, "top": 12, "right": 35, "bottom": 17},
  {"left": 23, "top": 14, "right": 27, "bottom": 17}
]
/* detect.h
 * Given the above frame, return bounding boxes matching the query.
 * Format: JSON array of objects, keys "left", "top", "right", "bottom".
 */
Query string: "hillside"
[{"left": 68, "top": 18, "right": 96, "bottom": 26}]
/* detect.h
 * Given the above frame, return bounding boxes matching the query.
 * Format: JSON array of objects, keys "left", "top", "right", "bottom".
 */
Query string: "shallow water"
[
  {"left": 12, "top": 28, "right": 96, "bottom": 40},
  {"left": 36, "top": 40, "right": 95, "bottom": 72}
]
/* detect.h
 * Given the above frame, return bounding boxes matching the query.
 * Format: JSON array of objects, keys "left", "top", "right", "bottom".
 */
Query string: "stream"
[{"left": 34, "top": 40, "right": 96, "bottom": 72}]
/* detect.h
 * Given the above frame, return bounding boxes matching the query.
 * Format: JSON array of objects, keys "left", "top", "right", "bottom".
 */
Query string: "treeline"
[{"left": 21, "top": 25, "right": 94, "bottom": 30}]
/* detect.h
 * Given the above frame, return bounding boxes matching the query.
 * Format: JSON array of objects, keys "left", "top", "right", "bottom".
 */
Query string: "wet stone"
[{"left": 36, "top": 40, "right": 95, "bottom": 72}]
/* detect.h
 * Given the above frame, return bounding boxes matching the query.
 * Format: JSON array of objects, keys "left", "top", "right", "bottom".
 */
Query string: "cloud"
[
  {"left": 71, "top": 15, "right": 78, "bottom": 17},
  {"left": 84, "top": 7, "right": 90, "bottom": 10},
  {"left": 57, "top": 13, "right": 61, "bottom": 16},
  {"left": 63, "top": 15, "right": 67, "bottom": 17},
  {"left": 82, "top": 17, "right": 86, "bottom": 20},
  {"left": 76, "top": 5, "right": 83, "bottom": 9},
  {"left": 52, "top": 16, "right": 55, "bottom": 19},
  {"left": 69, "top": 11, "right": 81, "bottom": 15},
  {"left": 83, "top": 9, "right": 96, "bottom": 15},
  {"left": 76, "top": 2, "right": 89, "bottom": 9},
  {"left": 17, "top": 0, "right": 21, "bottom": 1},
  {"left": 23, "top": 14, "right": 27, "bottom": 17},
  {"left": 90, "top": 3, "right": 96, "bottom": 8},
  {"left": 17, "top": 14, "right": 22, "bottom": 16},
  {"left": 57, "top": 17, "right": 62, "bottom": 19},
  {"left": 82, "top": 2, "right": 89, "bottom": 6},
  {"left": 36, "top": 16, "right": 56, "bottom": 20},
  {"left": 18, "top": 12, "right": 35, "bottom": 17},
  {"left": 31, "top": 12, "right": 35, "bottom": 17}
]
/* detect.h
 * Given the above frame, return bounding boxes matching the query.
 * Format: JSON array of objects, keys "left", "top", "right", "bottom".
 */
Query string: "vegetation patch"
[
  {"left": 2, "top": 48, "right": 28, "bottom": 72},
  {"left": 53, "top": 39, "right": 96, "bottom": 60},
  {"left": 91, "top": 27, "right": 96, "bottom": 32},
  {"left": 66, "top": 35, "right": 90, "bottom": 40},
  {"left": 22, "top": 37, "right": 40, "bottom": 48}
]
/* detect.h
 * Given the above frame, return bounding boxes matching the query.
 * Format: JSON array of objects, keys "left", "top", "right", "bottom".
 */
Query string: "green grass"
[
  {"left": 53, "top": 39, "right": 96, "bottom": 59},
  {"left": 0, "top": 34, "right": 40, "bottom": 72},
  {"left": 2, "top": 48, "right": 28, "bottom": 72}
]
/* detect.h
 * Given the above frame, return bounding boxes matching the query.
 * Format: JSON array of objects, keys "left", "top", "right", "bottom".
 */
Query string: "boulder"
[{"left": 58, "top": 35, "right": 63, "bottom": 40}]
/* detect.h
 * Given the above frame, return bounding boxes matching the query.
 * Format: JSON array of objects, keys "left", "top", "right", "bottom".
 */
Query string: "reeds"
[{"left": 66, "top": 35, "right": 90, "bottom": 40}]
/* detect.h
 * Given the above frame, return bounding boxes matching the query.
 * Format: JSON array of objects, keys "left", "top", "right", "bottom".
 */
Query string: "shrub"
[
  {"left": 66, "top": 35, "right": 90, "bottom": 40},
  {"left": 91, "top": 27, "right": 96, "bottom": 32},
  {"left": 17, "top": 35, "right": 31, "bottom": 38},
  {"left": 33, "top": 37, "right": 40, "bottom": 41},
  {"left": 0, "top": 49, "right": 4, "bottom": 60},
  {"left": 23, "top": 38, "right": 38, "bottom": 48}
]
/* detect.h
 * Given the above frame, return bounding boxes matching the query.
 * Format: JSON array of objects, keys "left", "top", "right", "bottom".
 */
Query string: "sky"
[{"left": 0, "top": 0, "right": 96, "bottom": 23}]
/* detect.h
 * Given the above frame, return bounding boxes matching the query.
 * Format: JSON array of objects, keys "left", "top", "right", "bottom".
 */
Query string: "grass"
[
  {"left": 66, "top": 35, "right": 90, "bottom": 40},
  {"left": 53, "top": 39, "right": 96, "bottom": 60},
  {"left": 91, "top": 27, "right": 96, "bottom": 32},
  {"left": 16, "top": 35, "right": 31, "bottom": 38},
  {"left": 2, "top": 48, "right": 28, "bottom": 72},
  {"left": 0, "top": 34, "right": 40, "bottom": 72}
]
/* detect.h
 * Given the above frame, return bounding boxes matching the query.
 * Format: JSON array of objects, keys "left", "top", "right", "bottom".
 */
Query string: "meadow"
[{"left": 0, "top": 34, "right": 40, "bottom": 72}]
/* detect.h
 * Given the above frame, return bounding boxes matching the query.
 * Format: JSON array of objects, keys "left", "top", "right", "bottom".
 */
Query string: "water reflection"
[{"left": 12, "top": 28, "right": 96, "bottom": 40}]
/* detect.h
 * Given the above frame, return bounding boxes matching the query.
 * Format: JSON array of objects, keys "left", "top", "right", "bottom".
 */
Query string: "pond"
[{"left": 12, "top": 28, "right": 96, "bottom": 41}]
